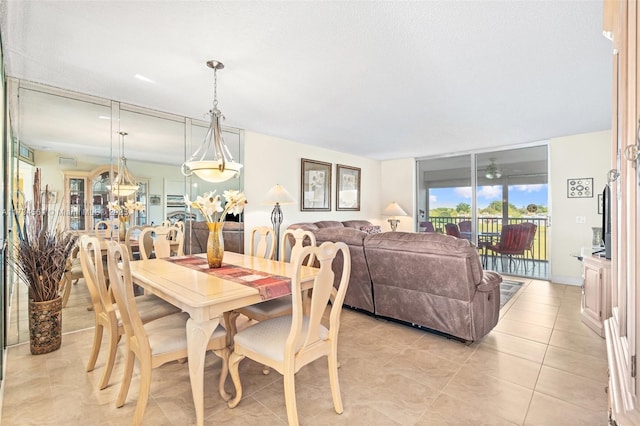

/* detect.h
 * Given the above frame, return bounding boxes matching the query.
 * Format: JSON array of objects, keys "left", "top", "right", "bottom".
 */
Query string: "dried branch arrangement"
[{"left": 12, "top": 169, "right": 76, "bottom": 302}]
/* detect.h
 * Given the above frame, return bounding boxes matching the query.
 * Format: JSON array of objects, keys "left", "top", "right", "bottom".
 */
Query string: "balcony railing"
[{"left": 426, "top": 216, "right": 549, "bottom": 276}]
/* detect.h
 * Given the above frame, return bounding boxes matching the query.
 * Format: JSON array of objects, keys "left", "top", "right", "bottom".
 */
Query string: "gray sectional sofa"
[{"left": 288, "top": 220, "right": 502, "bottom": 341}]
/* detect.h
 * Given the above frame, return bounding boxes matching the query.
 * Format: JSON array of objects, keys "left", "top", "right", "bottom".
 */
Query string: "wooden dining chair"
[
  {"left": 152, "top": 225, "right": 183, "bottom": 258},
  {"left": 125, "top": 225, "right": 146, "bottom": 261},
  {"left": 106, "top": 241, "right": 231, "bottom": 425},
  {"left": 225, "top": 228, "right": 316, "bottom": 340},
  {"left": 78, "top": 235, "right": 180, "bottom": 391},
  {"left": 249, "top": 226, "right": 276, "bottom": 260},
  {"left": 137, "top": 227, "right": 155, "bottom": 260},
  {"left": 60, "top": 243, "right": 83, "bottom": 307},
  {"left": 228, "top": 241, "right": 352, "bottom": 426},
  {"left": 94, "top": 220, "right": 111, "bottom": 237}
]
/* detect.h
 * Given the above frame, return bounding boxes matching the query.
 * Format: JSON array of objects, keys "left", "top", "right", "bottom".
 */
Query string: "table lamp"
[
  {"left": 383, "top": 201, "right": 407, "bottom": 231},
  {"left": 264, "top": 184, "right": 296, "bottom": 257}
]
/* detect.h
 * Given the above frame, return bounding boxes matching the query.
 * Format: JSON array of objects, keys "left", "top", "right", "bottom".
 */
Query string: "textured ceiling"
[{"left": 0, "top": 1, "right": 612, "bottom": 163}]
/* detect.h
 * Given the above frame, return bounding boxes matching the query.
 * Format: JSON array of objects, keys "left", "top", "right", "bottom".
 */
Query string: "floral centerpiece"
[
  {"left": 184, "top": 190, "right": 247, "bottom": 268},
  {"left": 109, "top": 200, "right": 145, "bottom": 240}
]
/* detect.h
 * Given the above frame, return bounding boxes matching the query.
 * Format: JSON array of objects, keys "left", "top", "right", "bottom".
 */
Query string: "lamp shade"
[
  {"left": 263, "top": 184, "right": 295, "bottom": 205},
  {"left": 383, "top": 201, "right": 407, "bottom": 216}
]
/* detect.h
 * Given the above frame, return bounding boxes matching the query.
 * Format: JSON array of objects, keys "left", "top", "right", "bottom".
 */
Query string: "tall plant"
[{"left": 12, "top": 169, "right": 76, "bottom": 302}]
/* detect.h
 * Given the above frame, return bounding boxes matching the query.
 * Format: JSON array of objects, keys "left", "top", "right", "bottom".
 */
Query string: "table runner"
[{"left": 164, "top": 255, "right": 291, "bottom": 301}]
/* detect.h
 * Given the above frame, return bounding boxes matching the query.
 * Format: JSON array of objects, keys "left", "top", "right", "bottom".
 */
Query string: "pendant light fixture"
[
  {"left": 107, "top": 131, "right": 139, "bottom": 197},
  {"left": 181, "top": 60, "right": 243, "bottom": 183}
]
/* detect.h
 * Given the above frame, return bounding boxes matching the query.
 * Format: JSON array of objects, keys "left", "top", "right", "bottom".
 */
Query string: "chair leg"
[
  {"left": 133, "top": 360, "right": 152, "bottom": 426},
  {"left": 61, "top": 276, "right": 72, "bottom": 307},
  {"left": 283, "top": 369, "right": 299, "bottom": 426},
  {"left": 116, "top": 349, "right": 135, "bottom": 408},
  {"left": 212, "top": 347, "right": 231, "bottom": 402},
  {"left": 86, "top": 322, "right": 104, "bottom": 372},
  {"left": 227, "top": 352, "right": 246, "bottom": 409},
  {"left": 328, "top": 347, "right": 343, "bottom": 414},
  {"left": 99, "top": 325, "right": 121, "bottom": 390}
]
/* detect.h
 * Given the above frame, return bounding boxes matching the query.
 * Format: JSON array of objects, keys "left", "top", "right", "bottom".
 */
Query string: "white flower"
[{"left": 186, "top": 189, "right": 248, "bottom": 223}]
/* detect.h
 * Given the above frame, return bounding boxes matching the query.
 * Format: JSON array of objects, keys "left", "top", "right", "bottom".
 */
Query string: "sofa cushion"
[
  {"left": 359, "top": 225, "right": 382, "bottom": 235},
  {"left": 342, "top": 220, "right": 374, "bottom": 229},
  {"left": 314, "top": 227, "right": 367, "bottom": 246},
  {"left": 314, "top": 220, "right": 345, "bottom": 229},
  {"left": 287, "top": 222, "right": 320, "bottom": 232}
]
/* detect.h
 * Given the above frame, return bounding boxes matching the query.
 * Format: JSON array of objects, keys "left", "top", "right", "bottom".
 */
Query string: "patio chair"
[
  {"left": 419, "top": 221, "right": 435, "bottom": 232},
  {"left": 458, "top": 220, "right": 472, "bottom": 242},
  {"left": 520, "top": 222, "right": 538, "bottom": 273},
  {"left": 445, "top": 223, "right": 461, "bottom": 238},
  {"left": 485, "top": 224, "right": 530, "bottom": 273}
]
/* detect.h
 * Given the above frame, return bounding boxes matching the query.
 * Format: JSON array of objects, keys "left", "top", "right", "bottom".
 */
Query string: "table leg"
[{"left": 186, "top": 317, "right": 220, "bottom": 426}]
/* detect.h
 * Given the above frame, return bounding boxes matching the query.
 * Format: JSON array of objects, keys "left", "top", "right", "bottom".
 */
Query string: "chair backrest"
[
  {"left": 78, "top": 235, "right": 113, "bottom": 318},
  {"left": 174, "top": 220, "right": 185, "bottom": 233},
  {"left": 250, "top": 226, "right": 276, "bottom": 260},
  {"left": 125, "top": 225, "right": 146, "bottom": 260},
  {"left": 288, "top": 242, "right": 351, "bottom": 356},
  {"left": 445, "top": 223, "right": 461, "bottom": 238},
  {"left": 138, "top": 227, "right": 156, "bottom": 260},
  {"left": 95, "top": 220, "right": 111, "bottom": 231},
  {"left": 520, "top": 222, "right": 538, "bottom": 251},
  {"left": 419, "top": 221, "right": 435, "bottom": 232},
  {"left": 497, "top": 224, "right": 529, "bottom": 255},
  {"left": 280, "top": 228, "right": 316, "bottom": 265},
  {"left": 161, "top": 226, "right": 184, "bottom": 257},
  {"left": 160, "top": 219, "right": 172, "bottom": 227},
  {"left": 106, "top": 241, "right": 150, "bottom": 357},
  {"left": 458, "top": 221, "right": 471, "bottom": 233}
]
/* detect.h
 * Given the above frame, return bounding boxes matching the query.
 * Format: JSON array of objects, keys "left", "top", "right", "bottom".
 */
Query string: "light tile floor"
[{"left": 0, "top": 276, "right": 609, "bottom": 425}]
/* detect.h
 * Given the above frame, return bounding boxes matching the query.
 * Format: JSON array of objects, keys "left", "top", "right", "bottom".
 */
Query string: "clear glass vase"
[{"left": 206, "top": 222, "right": 224, "bottom": 268}]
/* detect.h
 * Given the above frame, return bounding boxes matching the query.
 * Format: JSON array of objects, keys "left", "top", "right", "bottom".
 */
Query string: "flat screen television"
[{"left": 602, "top": 184, "right": 612, "bottom": 259}]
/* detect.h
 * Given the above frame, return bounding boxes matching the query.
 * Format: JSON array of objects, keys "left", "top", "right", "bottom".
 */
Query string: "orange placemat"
[{"left": 164, "top": 255, "right": 291, "bottom": 301}]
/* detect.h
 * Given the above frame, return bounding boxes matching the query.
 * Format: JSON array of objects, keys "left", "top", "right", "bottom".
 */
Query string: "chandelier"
[
  {"left": 181, "top": 60, "right": 243, "bottom": 183},
  {"left": 107, "top": 131, "right": 139, "bottom": 197},
  {"left": 485, "top": 159, "right": 502, "bottom": 180}
]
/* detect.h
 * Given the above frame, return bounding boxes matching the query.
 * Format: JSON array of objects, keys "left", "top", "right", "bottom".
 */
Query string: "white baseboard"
[{"left": 549, "top": 274, "right": 583, "bottom": 286}]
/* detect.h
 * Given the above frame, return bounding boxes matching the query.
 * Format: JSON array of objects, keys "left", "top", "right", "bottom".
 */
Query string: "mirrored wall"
[{"left": 7, "top": 79, "right": 244, "bottom": 344}]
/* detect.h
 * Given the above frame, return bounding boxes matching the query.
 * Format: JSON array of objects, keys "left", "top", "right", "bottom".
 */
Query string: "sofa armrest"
[{"left": 477, "top": 271, "right": 502, "bottom": 292}]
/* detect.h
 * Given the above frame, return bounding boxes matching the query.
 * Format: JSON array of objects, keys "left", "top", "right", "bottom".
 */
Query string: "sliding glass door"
[{"left": 417, "top": 144, "right": 549, "bottom": 279}]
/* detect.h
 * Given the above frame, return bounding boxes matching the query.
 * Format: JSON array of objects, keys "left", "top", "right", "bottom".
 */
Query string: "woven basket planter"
[{"left": 28, "top": 296, "right": 62, "bottom": 355}]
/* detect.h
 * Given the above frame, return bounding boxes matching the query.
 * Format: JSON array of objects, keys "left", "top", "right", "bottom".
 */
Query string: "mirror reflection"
[{"left": 8, "top": 80, "right": 244, "bottom": 344}]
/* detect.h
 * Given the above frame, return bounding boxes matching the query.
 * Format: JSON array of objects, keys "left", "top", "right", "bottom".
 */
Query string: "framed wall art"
[
  {"left": 567, "top": 177, "right": 593, "bottom": 198},
  {"left": 336, "top": 164, "right": 361, "bottom": 211},
  {"left": 301, "top": 158, "right": 331, "bottom": 211}
]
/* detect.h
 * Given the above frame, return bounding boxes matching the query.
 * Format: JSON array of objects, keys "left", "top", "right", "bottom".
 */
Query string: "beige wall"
[
  {"left": 380, "top": 158, "right": 416, "bottom": 232},
  {"left": 549, "top": 130, "right": 611, "bottom": 285},
  {"left": 242, "top": 131, "right": 382, "bottom": 253}
]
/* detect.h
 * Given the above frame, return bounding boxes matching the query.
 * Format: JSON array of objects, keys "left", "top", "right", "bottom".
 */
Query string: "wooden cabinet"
[
  {"left": 603, "top": 1, "right": 640, "bottom": 424},
  {"left": 581, "top": 256, "right": 611, "bottom": 337},
  {"left": 63, "top": 174, "right": 88, "bottom": 230},
  {"left": 62, "top": 166, "right": 148, "bottom": 230}
]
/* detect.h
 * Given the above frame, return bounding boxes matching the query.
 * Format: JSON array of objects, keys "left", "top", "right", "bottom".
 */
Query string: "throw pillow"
[{"left": 360, "top": 225, "right": 382, "bottom": 235}]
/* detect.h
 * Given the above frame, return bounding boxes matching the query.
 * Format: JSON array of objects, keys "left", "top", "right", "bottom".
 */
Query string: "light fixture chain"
[{"left": 213, "top": 67, "right": 218, "bottom": 109}]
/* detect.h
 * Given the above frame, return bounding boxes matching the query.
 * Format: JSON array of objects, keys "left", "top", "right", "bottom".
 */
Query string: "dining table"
[{"left": 127, "top": 251, "right": 320, "bottom": 426}]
